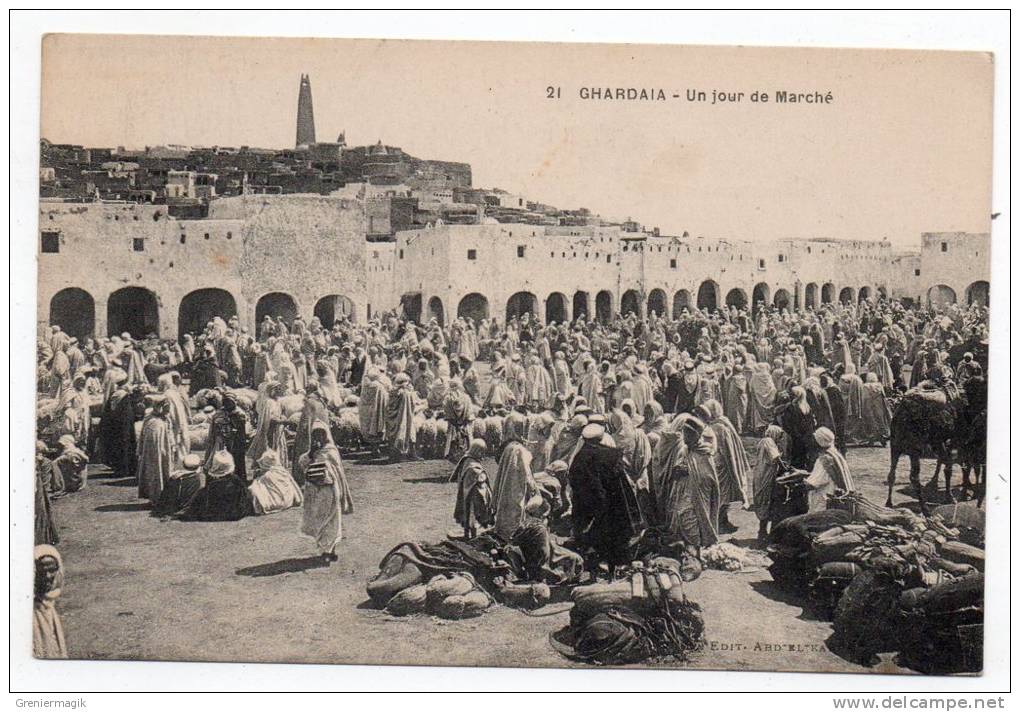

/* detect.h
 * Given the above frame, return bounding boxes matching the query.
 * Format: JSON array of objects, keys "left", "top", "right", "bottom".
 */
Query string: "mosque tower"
[{"left": 295, "top": 74, "right": 316, "bottom": 148}]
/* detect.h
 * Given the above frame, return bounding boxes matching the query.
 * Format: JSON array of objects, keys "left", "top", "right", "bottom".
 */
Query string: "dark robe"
[
  {"left": 206, "top": 409, "right": 249, "bottom": 481},
  {"left": 568, "top": 441, "right": 644, "bottom": 568},
  {"left": 175, "top": 475, "right": 250, "bottom": 521},
  {"left": 190, "top": 356, "right": 223, "bottom": 393},
  {"left": 153, "top": 469, "right": 206, "bottom": 517},
  {"left": 674, "top": 378, "right": 700, "bottom": 415},
  {"left": 109, "top": 392, "right": 142, "bottom": 479},
  {"left": 825, "top": 385, "right": 848, "bottom": 454},
  {"left": 35, "top": 458, "right": 59, "bottom": 545},
  {"left": 779, "top": 404, "right": 818, "bottom": 471}
]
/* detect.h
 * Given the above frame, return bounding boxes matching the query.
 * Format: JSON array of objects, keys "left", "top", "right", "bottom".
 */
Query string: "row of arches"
[
  {"left": 46, "top": 287, "right": 356, "bottom": 340},
  {"left": 49, "top": 280, "right": 990, "bottom": 340},
  {"left": 927, "top": 281, "right": 989, "bottom": 307}
]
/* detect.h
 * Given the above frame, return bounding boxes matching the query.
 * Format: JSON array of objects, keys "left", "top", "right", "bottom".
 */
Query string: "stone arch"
[
  {"left": 672, "top": 289, "right": 692, "bottom": 317},
  {"left": 457, "top": 293, "right": 489, "bottom": 323},
  {"left": 838, "top": 287, "right": 855, "bottom": 304},
  {"left": 108, "top": 286, "right": 160, "bottom": 339},
  {"left": 573, "top": 291, "right": 590, "bottom": 321},
  {"left": 697, "top": 280, "right": 719, "bottom": 311},
  {"left": 399, "top": 292, "right": 422, "bottom": 323},
  {"left": 545, "top": 292, "right": 568, "bottom": 324},
  {"left": 647, "top": 288, "right": 667, "bottom": 317},
  {"left": 821, "top": 283, "right": 835, "bottom": 304},
  {"left": 49, "top": 287, "right": 95, "bottom": 340},
  {"left": 621, "top": 289, "right": 641, "bottom": 317},
  {"left": 725, "top": 287, "right": 748, "bottom": 310},
  {"left": 506, "top": 291, "right": 537, "bottom": 321},
  {"left": 804, "top": 282, "right": 819, "bottom": 309},
  {"left": 858, "top": 286, "right": 871, "bottom": 303},
  {"left": 427, "top": 296, "right": 445, "bottom": 326},
  {"left": 256, "top": 292, "right": 298, "bottom": 330},
  {"left": 773, "top": 288, "right": 792, "bottom": 311},
  {"left": 965, "top": 281, "right": 989, "bottom": 306},
  {"left": 752, "top": 282, "right": 770, "bottom": 311},
  {"left": 595, "top": 290, "right": 613, "bottom": 322},
  {"left": 314, "top": 294, "right": 355, "bottom": 328},
  {"left": 927, "top": 284, "right": 957, "bottom": 307},
  {"left": 178, "top": 288, "right": 237, "bottom": 337}
]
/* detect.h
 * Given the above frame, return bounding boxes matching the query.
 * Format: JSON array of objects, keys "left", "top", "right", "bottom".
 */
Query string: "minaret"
[{"left": 295, "top": 74, "right": 316, "bottom": 148}]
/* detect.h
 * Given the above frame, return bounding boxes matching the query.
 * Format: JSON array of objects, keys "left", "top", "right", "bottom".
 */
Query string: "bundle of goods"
[
  {"left": 225, "top": 387, "right": 258, "bottom": 412},
  {"left": 550, "top": 562, "right": 706, "bottom": 665},
  {"left": 827, "top": 491, "right": 921, "bottom": 528},
  {"left": 414, "top": 414, "right": 450, "bottom": 460},
  {"left": 366, "top": 533, "right": 577, "bottom": 618},
  {"left": 329, "top": 407, "right": 362, "bottom": 451},
  {"left": 482, "top": 414, "right": 505, "bottom": 454},
  {"left": 767, "top": 510, "right": 853, "bottom": 592},
  {"left": 384, "top": 571, "right": 494, "bottom": 620},
  {"left": 701, "top": 542, "right": 770, "bottom": 573},
  {"left": 930, "top": 503, "right": 985, "bottom": 548},
  {"left": 896, "top": 572, "right": 983, "bottom": 674}
]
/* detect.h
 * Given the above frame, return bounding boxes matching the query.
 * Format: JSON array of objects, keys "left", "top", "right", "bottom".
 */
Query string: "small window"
[
  {"left": 914, "top": 269, "right": 921, "bottom": 277},
  {"left": 670, "top": 258, "right": 677, "bottom": 269},
  {"left": 778, "top": 254, "right": 785, "bottom": 263},
  {"left": 941, "top": 242, "right": 948, "bottom": 252},
  {"left": 40, "top": 231, "right": 60, "bottom": 253},
  {"left": 807, "top": 246, "right": 811, "bottom": 254},
  {"left": 180, "top": 235, "right": 186, "bottom": 245},
  {"left": 399, "top": 249, "right": 404, "bottom": 259},
  {"left": 204, "top": 232, "right": 210, "bottom": 240},
  {"left": 133, "top": 238, "right": 145, "bottom": 252},
  {"left": 758, "top": 259, "right": 766, "bottom": 269},
  {"left": 517, "top": 245, "right": 525, "bottom": 258},
  {"left": 606, "top": 255, "right": 611, "bottom": 264},
  {"left": 467, "top": 249, "right": 477, "bottom": 260}
]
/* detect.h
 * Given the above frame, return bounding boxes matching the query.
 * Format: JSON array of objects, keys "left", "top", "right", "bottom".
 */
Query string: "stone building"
[{"left": 38, "top": 195, "right": 991, "bottom": 341}]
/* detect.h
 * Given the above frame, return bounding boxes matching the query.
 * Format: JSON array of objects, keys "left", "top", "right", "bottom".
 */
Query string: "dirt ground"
[{"left": 47, "top": 429, "right": 982, "bottom": 674}]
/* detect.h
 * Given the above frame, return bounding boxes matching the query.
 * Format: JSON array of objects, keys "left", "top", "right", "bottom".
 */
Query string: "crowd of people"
[{"left": 33, "top": 293, "right": 989, "bottom": 657}]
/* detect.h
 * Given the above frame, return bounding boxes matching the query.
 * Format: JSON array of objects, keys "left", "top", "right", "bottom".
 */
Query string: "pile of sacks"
[
  {"left": 414, "top": 413, "right": 451, "bottom": 460},
  {"left": 551, "top": 560, "right": 705, "bottom": 665},
  {"left": 330, "top": 406, "right": 362, "bottom": 451},
  {"left": 766, "top": 493, "right": 984, "bottom": 672},
  {"left": 384, "top": 572, "right": 494, "bottom": 620}
]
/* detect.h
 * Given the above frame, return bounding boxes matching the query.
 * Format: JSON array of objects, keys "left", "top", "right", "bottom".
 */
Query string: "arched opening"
[
  {"left": 725, "top": 288, "right": 748, "bottom": 310},
  {"left": 506, "top": 291, "right": 537, "bottom": 321},
  {"left": 821, "top": 283, "right": 835, "bottom": 304},
  {"left": 314, "top": 294, "right": 355, "bottom": 328},
  {"left": 927, "top": 284, "right": 957, "bottom": 307},
  {"left": 697, "top": 280, "right": 718, "bottom": 311},
  {"left": 672, "top": 290, "right": 692, "bottom": 317},
  {"left": 773, "top": 288, "right": 791, "bottom": 311},
  {"left": 457, "top": 293, "right": 489, "bottom": 323},
  {"left": 839, "top": 287, "right": 855, "bottom": 304},
  {"left": 256, "top": 292, "right": 298, "bottom": 328},
  {"left": 427, "top": 296, "right": 445, "bottom": 326},
  {"left": 752, "top": 282, "right": 770, "bottom": 312},
  {"left": 647, "top": 288, "right": 667, "bottom": 317},
  {"left": 108, "top": 287, "right": 159, "bottom": 339},
  {"left": 595, "top": 290, "right": 613, "bottom": 322},
  {"left": 400, "top": 292, "right": 422, "bottom": 323},
  {"left": 965, "top": 281, "right": 989, "bottom": 306},
  {"left": 49, "top": 287, "right": 95, "bottom": 340},
  {"left": 858, "top": 286, "right": 871, "bottom": 303},
  {"left": 621, "top": 289, "right": 641, "bottom": 317},
  {"left": 573, "top": 291, "right": 590, "bottom": 321},
  {"left": 545, "top": 292, "right": 568, "bottom": 324},
  {"left": 804, "top": 282, "right": 818, "bottom": 309},
  {"left": 178, "top": 288, "right": 236, "bottom": 337}
]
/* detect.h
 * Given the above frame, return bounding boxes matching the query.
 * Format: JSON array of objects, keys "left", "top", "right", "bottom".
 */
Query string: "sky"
[{"left": 40, "top": 34, "right": 994, "bottom": 247}]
